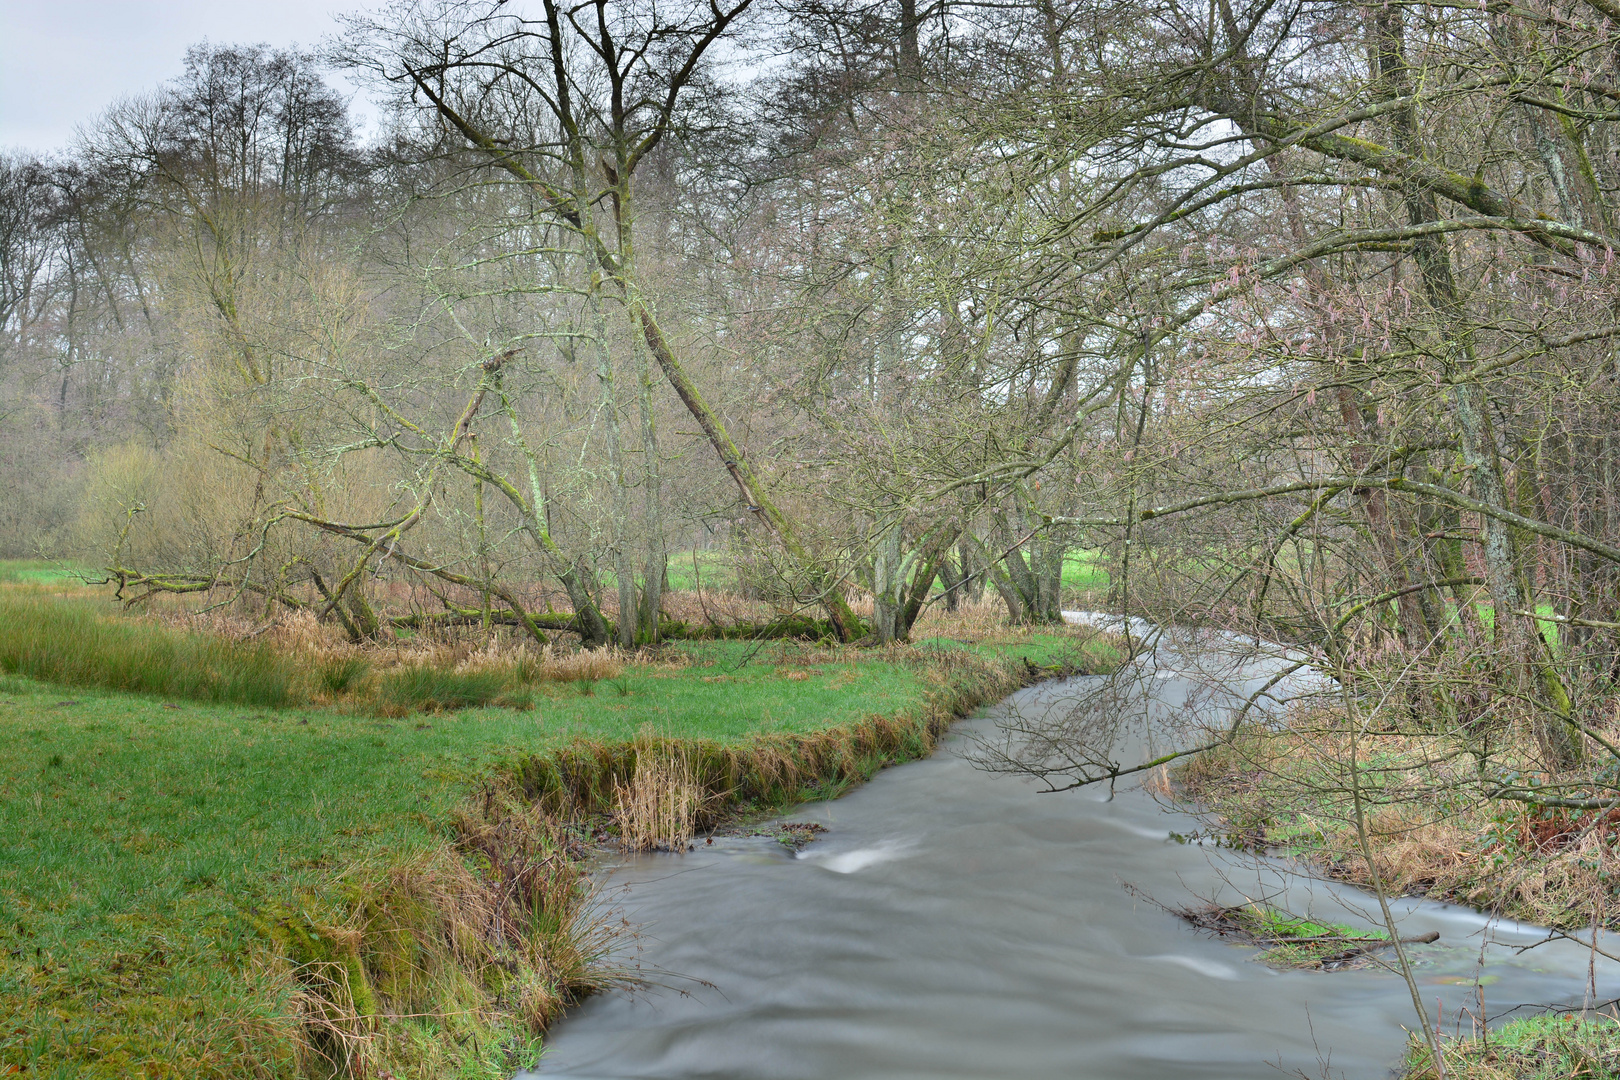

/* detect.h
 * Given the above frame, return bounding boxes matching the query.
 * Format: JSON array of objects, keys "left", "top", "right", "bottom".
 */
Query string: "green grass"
[
  {"left": 0, "top": 583, "right": 1117, "bottom": 1078},
  {"left": 591, "top": 550, "right": 737, "bottom": 593},
  {"left": 913, "top": 629, "right": 1121, "bottom": 671},
  {"left": 1463, "top": 600, "right": 1561, "bottom": 646},
  {"left": 663, "top": 549, "right": 737, "bottom": 592},
  {"left": 1180, "top": 899, "right": 1397, "bottom": 970},
  {"left": 1061, "top": 550, "right": 1110, "bottom": 592},
  {"left": 377, "top": 664, "right": 511, "bottom": 712},
  {"left": 0, "top": 591, "right": 297, "bottom": 708},
  {"left": 1240, "top": 906, "right": 1390, "bottom": 969},
  {"left": 1405, "top": 1012, "right": 1620, "bottom": 1079},
  {"left": 0, "top": 674, "right": 473, "bottom": 1076},
  {"left": 0, "top": 637, "right": 965, "bottom": 1076},
  {"left": 0, "top": 559, "right": 90, "bottom": 586}
]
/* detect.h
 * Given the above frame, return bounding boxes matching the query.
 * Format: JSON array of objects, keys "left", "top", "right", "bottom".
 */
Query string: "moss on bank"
[
  {"left": 1174, "top": 900, "right": 1406, "bottom": 970},
  {"left": 0, "top": 594, "right": 1110, "bottom": 1079}
]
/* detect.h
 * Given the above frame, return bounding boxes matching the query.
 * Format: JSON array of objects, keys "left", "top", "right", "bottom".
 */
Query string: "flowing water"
[{"left": 529, "top": 625, "right": 1620, "bottom": 1079}]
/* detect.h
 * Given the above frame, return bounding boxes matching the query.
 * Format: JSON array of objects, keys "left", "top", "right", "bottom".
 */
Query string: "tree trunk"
[
  {"left": 636, "top": 334, "right": 665, "bottom": 643},
  {"left": 1373, "top": 1, "right": 1579, "bottom": 765},
  {"left": 633, "top": 303, "right": 863, "bottom": 640}
]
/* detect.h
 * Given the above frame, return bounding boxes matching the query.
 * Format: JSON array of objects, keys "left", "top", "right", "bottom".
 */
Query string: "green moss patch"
[{"left": 1175, "top": 900, "right": 1428, "bottom": 970}]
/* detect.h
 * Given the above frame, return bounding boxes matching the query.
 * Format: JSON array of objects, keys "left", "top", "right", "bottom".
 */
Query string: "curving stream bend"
[{"left": 528, "top": 618, "right": 1620, "bottom": 1080}]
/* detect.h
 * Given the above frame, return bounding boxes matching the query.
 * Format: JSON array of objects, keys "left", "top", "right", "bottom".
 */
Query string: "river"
[{"left": 528, "top": 623, "right": 1619, "bottom": 1079}]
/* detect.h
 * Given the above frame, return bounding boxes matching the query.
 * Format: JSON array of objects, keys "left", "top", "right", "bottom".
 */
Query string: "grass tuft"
[
  {"left": 613, "top": 745, "right": 705, "bottom": 852},
  {"left": 316, "top": 654, "right": 371, "bottom": 695},
  {"left": 377, "top": 665, "right": 508, "bottom": 713}
]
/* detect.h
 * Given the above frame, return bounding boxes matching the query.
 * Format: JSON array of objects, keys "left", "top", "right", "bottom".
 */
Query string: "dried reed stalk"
[{"left": 613, "top": 748, "right": 702, "bottom": 852}]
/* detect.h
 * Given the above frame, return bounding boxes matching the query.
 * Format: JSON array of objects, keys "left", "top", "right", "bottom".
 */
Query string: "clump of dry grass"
[
  {"left": 911, "top": 596, "right": 1028, "bottom": 642},
  {"left": 454, "top": 640, "right": 623, "bottom": 684},
  {"left": 658, "top": 588, "right": 777, "bottom": 628},
  {"left": 613, "top": 745, "right": 705, "bottom": 852},
  {"left": 266, "top": 607, "right": 347, "bottom": 654},
  {"left": 538, "top": 646, "right": 624, "bottom": 683}
]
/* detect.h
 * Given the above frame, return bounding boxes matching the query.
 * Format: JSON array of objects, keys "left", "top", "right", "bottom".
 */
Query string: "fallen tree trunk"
[{"left": 392, "top": 608, "right": 846, "bottom": 642}]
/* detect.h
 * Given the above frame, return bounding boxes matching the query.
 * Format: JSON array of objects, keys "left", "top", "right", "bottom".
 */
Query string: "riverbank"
[
  {"left": 1403, "top": 1012, "right": 1620, "bottom": 1079},
  {"left": 0, "top": 587, "right": 1116, "bottom": 1079},
  {"left": 1173, "top": 696, "right": 1620, "bottom": 1079}
]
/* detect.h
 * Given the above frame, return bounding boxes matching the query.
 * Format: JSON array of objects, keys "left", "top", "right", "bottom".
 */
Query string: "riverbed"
[{"left": 529, "top": 640, "right": 1620, "bottom": 1079}]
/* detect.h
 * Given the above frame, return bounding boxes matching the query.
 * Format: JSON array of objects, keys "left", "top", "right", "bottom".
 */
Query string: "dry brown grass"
[
  {"left": 531, "top": 645, "right": 624, "bottom": 683},
  {"left": 658, "top": 588, "right": 776, "bottom": 628},
  {"left": 1175, "top": 707, "right": 1620, "bottom": 930},
  {"left": 613, "top": 745, "right": 706, "bottom": 852},
  {"left": 1402, "top": 1012, "right": 1620, "bottom": 1080},
  {"left": 911, "top": 595, "right": 1064, "bottom": 642}
]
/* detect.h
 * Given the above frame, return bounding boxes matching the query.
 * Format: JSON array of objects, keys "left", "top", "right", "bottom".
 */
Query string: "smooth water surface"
[{"left": 531, "top": 631, "right": 1618, "bottom": 1080}]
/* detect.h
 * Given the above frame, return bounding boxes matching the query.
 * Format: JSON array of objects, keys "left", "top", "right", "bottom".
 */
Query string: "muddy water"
[{"left": 531, "top": 651, "right": 1620, "bottom": 1079}]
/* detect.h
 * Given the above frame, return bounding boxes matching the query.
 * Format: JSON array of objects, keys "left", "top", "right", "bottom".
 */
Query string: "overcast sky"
[{"left": 0, "top": 1, "right": 386, "bottom": 156}]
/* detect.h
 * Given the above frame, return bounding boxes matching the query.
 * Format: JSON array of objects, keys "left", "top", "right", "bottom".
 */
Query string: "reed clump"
[{"left": 613, "top": 744, "right": 706, "bottom": 852}]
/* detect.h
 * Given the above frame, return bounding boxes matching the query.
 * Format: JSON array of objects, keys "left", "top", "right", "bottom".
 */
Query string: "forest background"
[{"left": 3, "top": 0, "right": 1620, "bottom": 849}]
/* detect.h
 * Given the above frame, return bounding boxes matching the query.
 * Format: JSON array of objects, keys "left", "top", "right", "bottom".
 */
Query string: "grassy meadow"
[
  {"left": 0, "top": 571, "right": 1113, "bottom": 1078},
  {"left": 649, "top": 548, "right": 1109, "bottom": 602}
]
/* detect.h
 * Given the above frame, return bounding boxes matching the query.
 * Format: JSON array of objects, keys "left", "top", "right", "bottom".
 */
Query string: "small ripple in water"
[
  {"left": 798, "top": 840, "right": 914, "bottom": 874},
  {"left": 1144, "top": 953, "right": 1246, "bottom": 980}
]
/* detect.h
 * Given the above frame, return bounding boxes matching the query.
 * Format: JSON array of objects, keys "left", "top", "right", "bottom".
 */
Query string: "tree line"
[{"left": 1, "top": 0, "right": 1617, "bottom": 768}]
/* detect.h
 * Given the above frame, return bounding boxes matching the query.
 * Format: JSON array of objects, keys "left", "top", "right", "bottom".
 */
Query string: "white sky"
[{"left": 0, "top": 0, "right": 387, "bottom": 156}]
